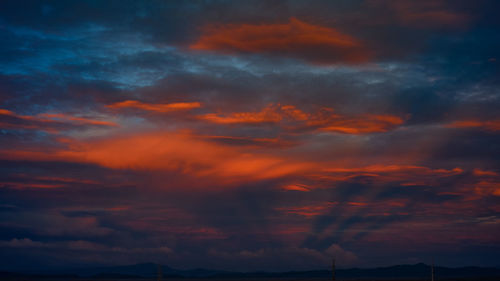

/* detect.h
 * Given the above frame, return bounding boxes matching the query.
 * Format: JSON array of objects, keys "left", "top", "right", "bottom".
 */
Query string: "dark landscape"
[{"left": 2, "top": 263, "right": 500, "bottom": 281}]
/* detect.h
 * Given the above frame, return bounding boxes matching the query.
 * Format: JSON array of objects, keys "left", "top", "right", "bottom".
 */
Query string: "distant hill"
[
  {"left": 90, "top": 272, "right": 144, "bottom": 279},
  {"left": 208, "top": 263, "right": 500, "bottom": 279},
  {"left": 3, "top": 262, "right": 500, "bottom": 280},
  {"left": 0, "top": 271, "right": 79, "bottom": 279}
]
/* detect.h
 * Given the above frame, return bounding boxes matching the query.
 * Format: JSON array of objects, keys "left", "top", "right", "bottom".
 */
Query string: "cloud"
[
  {"left": 445, "top": 120, "right": 500, "bottom": 131},
  {"left": 106, "top": 100, "right": 201, "bottom": 113},
  {"left": 390, "top": 0, "right": 469, "bottom": 28},
  {"left": 0, "top": 238, "right": 48, "bottom": 248},
  {"left": 198, "top": 104, "right": 284, "bottom": 124},
  {"left": 282, "top": 183, "right": 312, "bottom": 192},
  {"left": 0, "top": 174, "right": 98, "bottom": 190},
  {"left": 198, "top": 104, "right": 405, "bottom": 134},
  {"left": 36, "top": 113, "right": 117, "bottom": 127},
  {"left": 325, "top": 244, "right": 358, "bottom": 265},
  {"left": 0, "top": 131, "right": 315, "bottom": 185},
  {"left": 311, "top": 112, "right": 405, "bottom": 134},
  {"left": 0, "top": 109, "right": 117, "bottom": 132},
  {"left": 0, "top": 238, "right": 173, "bottom": 255},
  {"left": 474, "top": 181, "right": 500, "bottom": 197},
  {"left": 190, "top": 17, "right": 370, "bottom": 64},
  {"left": 318, "top": 165, "right": 463, "bottom": 187},
  {"left": 276, "top": 202, "right": 337, "bottom": 217},
  {"left": 0, "top": 212, "right": 113, "bottom": 237}
]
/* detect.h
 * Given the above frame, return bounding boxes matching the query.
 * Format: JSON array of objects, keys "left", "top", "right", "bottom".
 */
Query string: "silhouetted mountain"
[
  {"left": 81, "top": 262, "right": 169, "bottom": 277},
  {"left": 0, "top": 271, "right": 78, "bottom": 280},
  {"left": 91, "top": 272, "right": 143, "bottom": 279},
  {"left": 4, "top": 263, "right": 500, "bottom": 279}
]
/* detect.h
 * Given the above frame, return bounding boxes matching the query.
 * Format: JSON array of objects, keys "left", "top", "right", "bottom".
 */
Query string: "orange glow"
[
  {"left": 347, "top": 202, "right": 368, "bottom": 206},
  {"left": 282, "top": 183, "right": 311, "bottom": 192},
  {"left": 0, "top": 136, "right": 468, "bottom": 192},
  {"left": 199, "top": 104, "right": 404, "bottom": 134},
  {"left": 474, "top": 181, "right": 500, "bottom": 197},
  {"left": 473, "top": 169, "right": 499, "bottom": 177},
  {"left": 0, "top": 140, "right": 466, "bottom": 190},
  {"left": 446, "top": 120, "right": 500, "bottom": 131},
  {"left": 107, "top": 100, "right": 202, "bottom": 113},
  {"left": 0, "top": 125, "right": 472, "bottom": 193},
  {"left": 38, "top": 113, "right": 117, "bottom": 127},
  {"left": 280, "top": 105, "right": 309, "bottom": 121},
  {"left": 198, "top": 104, "right": 283, "bottom": 124},
  {"left": 191, "top": 17, "right": 370, "bottom": 64},
  {"left": 30, "top": 176, "right": 98, "bottom": 185},
  {"left": 315, "top": 114, "right": 404, "bottom": 134},
  {"left": 388, "top": 0, "right": 469, "bottom": 28},
  {"left": 318, "top": 165, "right": 463, "bottom": 187},
  {"left": 0, "top": 182, "right": 66, "bottom": 189},
  {"left": 0, "top": 131, "right": 315, "bottom": 186}
]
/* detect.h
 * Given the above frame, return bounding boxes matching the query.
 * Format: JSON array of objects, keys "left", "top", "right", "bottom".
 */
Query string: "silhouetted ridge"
[{"left": 3, "top": 263, "right": 499, "bottom": 279}]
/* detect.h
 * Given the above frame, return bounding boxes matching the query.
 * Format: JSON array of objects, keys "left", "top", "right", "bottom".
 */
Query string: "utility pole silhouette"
[
  {"left": 157, "top": 263, "right": 162, "bottom": 281},
  {"left": 332, "top": 257, "right": 336, "bottom": 281},
  {"left": 431, "top": 261, "right": 434, "bottom": 281}
]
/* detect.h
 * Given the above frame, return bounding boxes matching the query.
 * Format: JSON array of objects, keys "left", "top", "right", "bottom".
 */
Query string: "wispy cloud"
[
  {"left": 107, "top": 100, "right": 202, "bottom": 113},
  {"left": 191, "top": 17, "right": 370, "bottom": 64}
]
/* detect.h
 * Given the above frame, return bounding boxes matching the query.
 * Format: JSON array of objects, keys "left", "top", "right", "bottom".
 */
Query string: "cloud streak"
[
  {"left": 191, "top": 17, "right": 370, "bottom": 64},
  {"left": 107, "top": 100, "right": 202, "bottom": 113},
  {"left": 0, "top": 109, "right": 117, "bottom": 132},
  {"left": 199, "top": 104, "right": 405, "bottom": 134}
]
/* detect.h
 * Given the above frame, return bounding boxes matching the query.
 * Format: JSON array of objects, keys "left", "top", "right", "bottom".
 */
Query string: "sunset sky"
[{"left": 0, "top": 0, "right": 499, "bottom": 271}]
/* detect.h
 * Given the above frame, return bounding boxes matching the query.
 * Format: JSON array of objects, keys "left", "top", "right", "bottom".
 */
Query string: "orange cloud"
[
  {"left": 445, "top": 120, "right": 500, "bottom": 131},
  {"left": 473, "top": 169, "right": 499, "bottom": 177},
  {"left": 106, "top": 100, "right": 201, "bottom": 113},
  {"left": 347, "top": 202, "right": 369, "bottom": 206},
  {"left": 0, "top": 131, "right": 314, "bottom": 186},
  {"left": 282, "top": 183, "right": 311, "bottom": 192},
  {"left": 474, "top": 181, "right": 500, "bottom": 197},
  {"left": 199, "top": 104, "right": 404, "bottom": 134},
  {"left": 0, "top": 136, "right": 469, "bottom": 193},
  {"left": 0, "top": 109, "right": 117, "bottom": 132},
  {"left": 316, "top": 165, "right": 463, "bottom": 188},
  {"left": 389, "top": 0, "right": 469, "bottom": 28},
  {"left": 37, "top": 113, "right": 117, "bottom": 127},
  {"left": 0, "top": 182, "right": 66, "bottom": 189},
  {"left": 198, "top": 104, "right": 284, "bottom": 124},
  {"left": 0, "top": 126, "right": 467, "bottom": 192},
  {"left": 467, "top": 168, "right": 500, "bottom": 199},
  {"left": 313, "top": 114, "right": 404, "bottom": 134},
  {"left": 191, "top": 17, "right": 370, "bottom": 64}
]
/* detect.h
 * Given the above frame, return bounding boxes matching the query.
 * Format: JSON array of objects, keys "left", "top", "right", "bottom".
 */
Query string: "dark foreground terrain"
[
  {"left": 2, "top": 263, "right": 499, "bottom": 281},
  {"left": 3, "top": 277, "right": 500, "bottom": 281}
]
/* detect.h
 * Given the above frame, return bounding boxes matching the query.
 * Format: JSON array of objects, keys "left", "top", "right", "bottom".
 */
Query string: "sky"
[{"left": 0, "top": 0, "right": 499, "bottom": 272}]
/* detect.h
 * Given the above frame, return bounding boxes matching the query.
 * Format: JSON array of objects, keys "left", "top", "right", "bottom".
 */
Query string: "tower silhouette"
[
  {"left": 431, "top": 261, "right": 434, "bottom": 281},
  {"left": 157, "top": 263, "right": 162, "bottom": 281}
]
